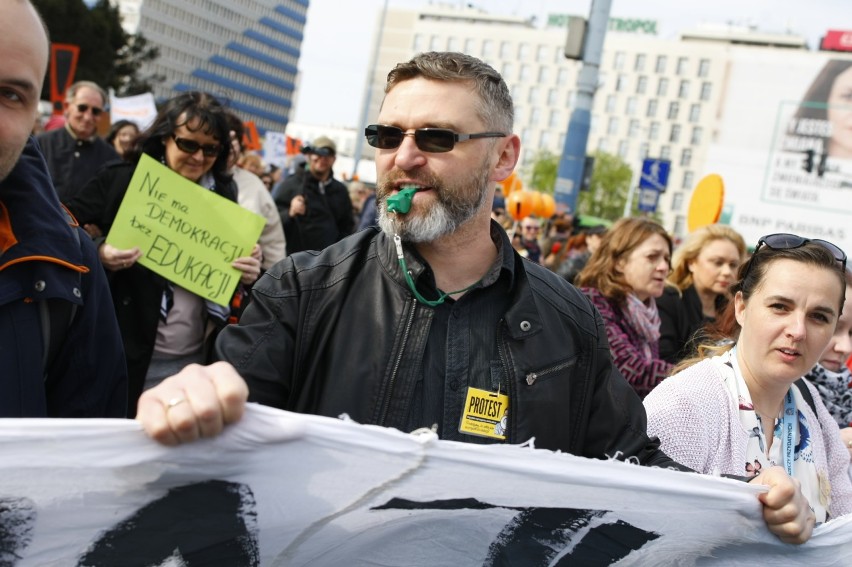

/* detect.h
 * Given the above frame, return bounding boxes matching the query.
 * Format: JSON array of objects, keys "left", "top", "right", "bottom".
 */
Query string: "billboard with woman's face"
[{"left": 708, "top": 54, "right": 852, "bottom": 253}]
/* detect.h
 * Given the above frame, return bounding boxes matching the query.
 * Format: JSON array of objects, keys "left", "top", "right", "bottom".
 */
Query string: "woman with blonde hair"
[
  {"left": 645, "top": 234, "right": 852, "bottom": 523},
  {"left": 657, "top": 224, "right": 747, "bottom": 363},
  {"left": 576, "top": 217, "right": 673, "bottom": 398}
]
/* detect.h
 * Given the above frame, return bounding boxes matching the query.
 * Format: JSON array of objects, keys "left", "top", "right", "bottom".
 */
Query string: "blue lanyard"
[{"left": 779, "top": 388, "right": 797, "bottom": 477}]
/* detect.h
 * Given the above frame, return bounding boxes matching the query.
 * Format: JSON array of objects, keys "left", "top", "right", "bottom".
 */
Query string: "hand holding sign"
[{"left": 106, "top": 155, "right": 265, "bottom": 306}]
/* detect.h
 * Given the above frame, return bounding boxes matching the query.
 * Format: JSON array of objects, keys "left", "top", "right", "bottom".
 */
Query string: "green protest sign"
[{"left": 106, "top": 154, "right": 265, "bottom": 306}]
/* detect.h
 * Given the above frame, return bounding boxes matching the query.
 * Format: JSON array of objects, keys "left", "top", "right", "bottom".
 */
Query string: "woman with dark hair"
[
  {"left": 645, "top": 234, "right": 852, "bottom": 524},
  {"left": 105, "top": 119, "right": 140, "bottom": 161},
  {"left": 69, "top": 91, "right": 261, "bottom": 413},
  {"left": 575, "top": 217, "right": 673, "bottom": 398},
  {"left": 794, "top": 59, "right": 852, "bottom": 159},
  {"left": 657, "top": 224, "right": 747, "bottom": 364}
]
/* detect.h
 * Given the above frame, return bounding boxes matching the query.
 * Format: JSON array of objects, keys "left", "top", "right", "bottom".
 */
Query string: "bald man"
[{"left": 0, "top": 0, "right": 127, "bottom": 417}]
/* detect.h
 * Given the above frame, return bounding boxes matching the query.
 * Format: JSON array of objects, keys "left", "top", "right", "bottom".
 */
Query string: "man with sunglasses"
[
  {"left": 139, "top": 52, "right": 816, "bottom": 545},
  {"left": 36, "top": 80, "right": 119, "bottom": 204},
  {"left": 272, "top": 135, "right": 354, "bottom": 255}
]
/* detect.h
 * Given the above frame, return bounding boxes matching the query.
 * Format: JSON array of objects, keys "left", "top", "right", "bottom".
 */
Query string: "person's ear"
[
  {"left": 734, "top": 291, "right": 746, "bottom": 327},
  {"left": 490, "top": 134, "right": 520, "bottom": 183}
]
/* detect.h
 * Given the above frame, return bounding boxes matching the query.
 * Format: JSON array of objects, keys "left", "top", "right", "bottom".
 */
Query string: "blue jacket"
[{"left": 0, "top": 138, "right": 127, "bottom": 417}]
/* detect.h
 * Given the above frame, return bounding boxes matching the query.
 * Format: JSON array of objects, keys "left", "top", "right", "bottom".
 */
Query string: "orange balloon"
[
  {"left": 535, "top": 192, "right": 556, "bottom": 218},
  {"left": 498, "top": 171, "right": 522, "bottom": 196},
  {"left": 506, "top": 190, "right": 536, "bottom": 221}
]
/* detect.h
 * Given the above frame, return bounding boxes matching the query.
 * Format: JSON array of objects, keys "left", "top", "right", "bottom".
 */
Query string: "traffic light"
[{"left": 802, "top": 149, "right": 814, "bottom": 173}]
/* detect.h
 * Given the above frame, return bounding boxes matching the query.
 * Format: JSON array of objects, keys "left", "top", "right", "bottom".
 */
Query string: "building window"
[
  {"left": 614, "top": 51, "right": 626, "bottom": 70},
  {"left": 680, "top": 148, "right": 692, "bottom": 167},
  {"left": 668, "top": 101, "right": 679, "bottom": 120},
  {"left": 520, "top": 64, "right": 531, "bottom": 81},
  {"left": 530, "top": 107, "right": 541, "bottom": 125},
  {"left": 557, "top": 68, "right": 570, "bottom": 85},
  {"left": 539, "top": 130, "right": 550, "bottom": 148},
  {"left": 646, "top": 99, "right": 658, "bottom": 117},
  {"left": 413, "top": 34, "right": 425, "bottom": 51},
  {"left": 649, "top": 121, "right": 660, "bottom": 140},
  {"left": 511, "top": 85, "right": 522, "bottom": 101},
  {"left": 628, "top": 119, "right": 640, "bottom": 137},
  {"left": 657, "top": 77, "right": 669, "bottom": 97},
  {"left": 607, "top": 116, "right": 619, "bottom": 135},
  {"left": 565, "top": 90, "right": 575, "bottom": 108},
  {"left": 676, "top": 56, "right": 689, "bottom": 75},
  {"left": 537, "top": 44, "right": 549, "bottom": 62},
  {"left": 482, "top": 39, "right": 494, "bottom": 58},
  {"left": 655, "top": 54, "right": 667, "bottom": 73},
  {"left": 669, "top": 124, "right": 681, "bottom": 143},
  {"left": 547, "top": 87, "right": 558, "bottom": 106},
  {"left": 538, "top": 66, "right": 549, "bottom": 83},
  {"left": 597, "top": 137, "right": 609, "bottom": 151},
  {"left": 625, "top": 97, "right": 637, "bottom": 115},
  {"left": 448, "top": 37, "right": 460, "bottom": 51},
  {"left": 518, "top": 42, "right": 530, "bottom": 59},
  {"left": 639, "top": 141, "right": 649, "bottom": 158},
  {"left": 500, "top": 41, "right": 512, "bottom": 59},
  {"left": 698, "top": 58, "right": 710, "bottom": 77},
  {"left": 502, "top": 62, "right": 514, "bottom": 80},
  {"left": 605, "top": 94, "right": 617, "bottom": 112},
  {"left": 700, "top": 81, "right": 712, "bottom": 101},
  {"left": 618, "top": 140, "right": 629, "bottom": 158},
  {"left": 671, "top": 192, "right": 684, "bottom": 211},
  {"left": 673, "top": 215, "right": 686, "bottom": 236},
  {"left": 691, "top": 126, "right": 703, "bottom": 145},
  {"left": 464, "top": 38, "right": 476, "bottom": 53},
  {"left": 521, "top": 128, "right": 532, "bottom": 145},
  {"left": 689, "top": 103, "right": 701, "bottom": 122},
  {"left": 528, "top": 86, "right": 539, "bottom": 103},
  {"left": 678, "top": 79, "right": 690, "bottom": 99},
  {"left": 549, "top": 110, "right": 560, "bottom": 128},
  {"left": 682, "top": 171, "right": 695, "bottom": 190},
  {"left": 660, "top": 145, "right": 671, "bottom": 159},
  {"left": 615, "top": 73, "right": 627, "bottom": 92},
  {"left": 636, "top": 75, "right": 648, "bottom": 94},
  {"left": 634, "top": 53, "right": 647, "bottom": 72}
]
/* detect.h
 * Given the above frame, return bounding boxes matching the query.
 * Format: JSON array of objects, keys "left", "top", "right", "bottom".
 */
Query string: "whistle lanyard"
[
  {"left": 393, "top": 235, "right": 481, "bottom": 307},
  {"left": 779, "top": 388, "right": 797, "bottom": 478}
]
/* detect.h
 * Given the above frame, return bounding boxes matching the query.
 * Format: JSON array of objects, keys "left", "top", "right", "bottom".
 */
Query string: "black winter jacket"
[{"left": 216, "top": 225, "right": 680, "bottom": 467}]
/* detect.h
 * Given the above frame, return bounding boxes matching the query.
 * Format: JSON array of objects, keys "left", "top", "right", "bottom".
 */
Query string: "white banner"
[
  {"left": 108, "top": 91, "right": 158, "bottom": 131},
  {"left": 263, "top": 131, "right": 288, "bottom": 168},
  {"left": 1, "top": 405, "right": 850, "bottom": 566}
]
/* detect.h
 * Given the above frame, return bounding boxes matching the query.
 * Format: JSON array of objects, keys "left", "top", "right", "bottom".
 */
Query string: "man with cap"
[{"left": 273, "top": 135, "right": 354, "bottom": 254}]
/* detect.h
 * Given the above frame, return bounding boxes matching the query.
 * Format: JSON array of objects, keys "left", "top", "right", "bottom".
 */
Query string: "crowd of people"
[{"left": 5, "top": 0, "right": 852, "bottom": 550}]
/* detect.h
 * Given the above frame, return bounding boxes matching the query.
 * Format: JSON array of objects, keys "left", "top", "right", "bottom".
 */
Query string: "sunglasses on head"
[
  {"left": 743, "top": 233, "right": 847, "bottom": 280},
  {"left": 364, "top": 124, "right": 507, "bottom": 153},
  {"left": 171, "top": 134, "right": 222, "bottom": 157},
  {"left": 75, "top": 103, "right": 103, "bottom": 117}
]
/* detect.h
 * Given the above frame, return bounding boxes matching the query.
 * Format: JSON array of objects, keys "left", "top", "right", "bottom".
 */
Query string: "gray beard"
[{"left": 377, "top": 182, "right": 490, "bottom": 243}]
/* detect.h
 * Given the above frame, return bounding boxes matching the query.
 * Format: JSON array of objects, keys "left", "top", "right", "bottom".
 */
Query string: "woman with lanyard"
[{"left": 644, "top": 234, "right": 852, "bottom": 524}]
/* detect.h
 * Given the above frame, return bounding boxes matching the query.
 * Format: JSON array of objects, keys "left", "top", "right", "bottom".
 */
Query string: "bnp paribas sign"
[{"left": 547, "top": 14, "right": 658, "bottom": 36}]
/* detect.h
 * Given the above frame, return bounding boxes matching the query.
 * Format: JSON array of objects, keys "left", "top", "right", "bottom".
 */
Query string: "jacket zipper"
[
  {"left": 496, "top": 320, "right": 514, "bottom": 443},
  {"left": 525, "top": 359, "right": 576, "bottom": 386},
  {"left": 378, "top": 298, "right": 417, "bottom": 426}
]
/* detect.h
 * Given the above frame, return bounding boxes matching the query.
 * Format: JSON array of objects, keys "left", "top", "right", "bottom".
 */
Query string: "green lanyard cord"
[{"left": 393, "top": 234, "right": 481, "bottom": 307}]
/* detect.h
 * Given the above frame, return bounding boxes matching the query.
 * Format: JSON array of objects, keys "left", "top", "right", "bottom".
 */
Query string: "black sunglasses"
[
  {"left": 743, "top": 233, "right": 847, "bottom": 280},
  {"left": 364, "top": 124, "right": 507, "bottom": 153},
  {"left": 75, "top": 103, "right": 103, "bottom": 117},
  {"left": 171, "top": 134, "right": 222, "bottom": 157}
]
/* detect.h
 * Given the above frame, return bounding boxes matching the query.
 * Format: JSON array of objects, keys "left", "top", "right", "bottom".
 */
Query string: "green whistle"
[{"left": 386, "top": 187, "right": 418, "bottom": 214}]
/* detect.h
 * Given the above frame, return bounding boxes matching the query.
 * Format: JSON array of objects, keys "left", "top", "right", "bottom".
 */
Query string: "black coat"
[
  {"left": 657, "top": 285, "right": 724, "bottom": 364},
  {"left": 273, "top": 167, "right": 354, "bottom": 255}
]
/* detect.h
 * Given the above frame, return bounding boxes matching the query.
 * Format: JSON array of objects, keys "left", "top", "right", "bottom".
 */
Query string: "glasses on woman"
[
  {"left": 364, "top": 124, "right": 506, "bottom": 153},
  {"left": 171, "top": 134, "right": 221, "bottom": 157},
  {"left": 742, "top": 233, "right": 847, "bottom": 280}
]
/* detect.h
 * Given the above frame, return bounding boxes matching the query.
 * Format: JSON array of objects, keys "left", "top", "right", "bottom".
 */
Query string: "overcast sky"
[{"left": 292, "top": 0, "right": 849, "bottom": 128}]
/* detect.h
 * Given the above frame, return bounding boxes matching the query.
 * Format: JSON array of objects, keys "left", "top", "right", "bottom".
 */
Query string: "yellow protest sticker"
[
  {"left": 106, "top": 154, "right": 265, "bottom": 306},
  {"left": 459, "top": 387, "right": 509, "bottom": 440}
]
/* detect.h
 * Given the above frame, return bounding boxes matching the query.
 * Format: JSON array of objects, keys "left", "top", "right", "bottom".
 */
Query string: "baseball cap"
[{"left": 304, "top": 135, "right": 336, "bottom": 156}]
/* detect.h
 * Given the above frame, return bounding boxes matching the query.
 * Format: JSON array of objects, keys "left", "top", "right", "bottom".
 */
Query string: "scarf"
[
  {"left": 804, "top": 364, "right": 852, "bottom": 428},
  {"left": 623, "top": 293, "right": 661, "bottom": 361}
]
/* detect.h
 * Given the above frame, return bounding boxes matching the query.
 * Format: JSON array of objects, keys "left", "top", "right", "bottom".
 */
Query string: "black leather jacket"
[{"left": 217, "top": 225, "right": 680, "bottom": 467}]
